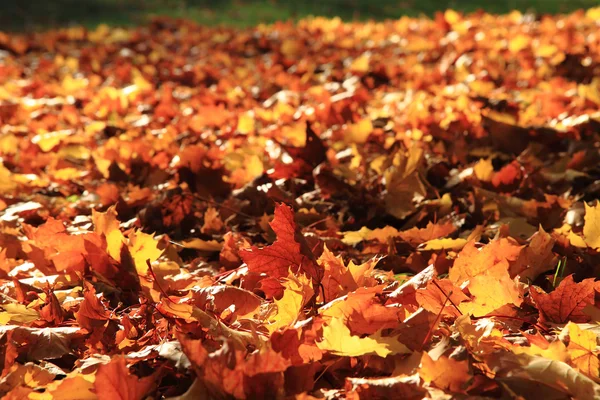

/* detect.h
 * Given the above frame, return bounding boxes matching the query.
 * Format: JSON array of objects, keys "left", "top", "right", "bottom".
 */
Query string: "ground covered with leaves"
[{"left": 3, "top": 8, "right": 600, "bottom": 400}]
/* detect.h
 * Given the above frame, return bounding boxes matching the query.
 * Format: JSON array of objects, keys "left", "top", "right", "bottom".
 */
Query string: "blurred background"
[{"left": 2, "top": 0, "right": 599, "bottom": 31}]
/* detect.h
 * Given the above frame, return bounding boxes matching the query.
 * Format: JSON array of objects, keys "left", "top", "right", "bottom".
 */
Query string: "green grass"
[{"left": 3, "top": 0, "right": 600, "bottom": 31}]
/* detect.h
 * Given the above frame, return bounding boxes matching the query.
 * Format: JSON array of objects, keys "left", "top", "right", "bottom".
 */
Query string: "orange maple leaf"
[
  {"left": 93, "top": 356, "right": 156, "bottom": 400},
  {"left": 530, "top": 275, "right": 596, "bottom": 324},
  {"left": 419, "top": 352, "right": 472, "bottom": 393}
]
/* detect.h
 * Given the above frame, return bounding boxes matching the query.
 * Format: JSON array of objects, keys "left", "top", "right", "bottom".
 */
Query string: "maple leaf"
[
  {"left": 512, "top": 337, "right": 569, "bottom": 362},
  {"left": 398, "top": 221, "right": 457, "bottom": 246},
  {"left": 270, "top": 122, "right": 327, "bottom": 180},
  {"left": 7, "top": 9, "right": 600, "bottom": 400},
  {"left": 0, "top": 325, "right": 83, "bottom": 361},
  {"left": 92, "top": 206, "right": 125, "bottom": 261},
  {"left": 279, "top": 122, "right": 327, "bottom": 168},
  {"left": 128, "top": 230, "right": 163, "bottom": 275},
  {"left": 416, "top": 279, "right": 469, "bottom": 317},
  {"left": 316, "top": 316, "right": 410, "bottom": 357},
  {"left": 159, "top": 301, "right": 257, "bottom": 348},
  {"left": 268, "top": 273, "right": 314, "bottom": 333},
  {"left": 240, "top": 203, "right": 322, "bottom": 282},
  {"left": 192, "top": 284, "right": 263, "bottom": 319},
  {"left": 530, "top": 275, "right": 596, "bottom": 324},
  {"left": 0, "top": 363, "right": 57, "bottom": 398},
  {"left": 180, "top": 335, "right": 290, "bottom": 399},
  {"left": 22, "top": 217, "right": 88, "bottom": 273},
  {"left": 510, "top": 226, "right": 557, "bottom": 281},
  {"left": 0, "top": 303, "right": 40, "bottom": 325},
  {"left": 419, "top": 352, "right": 472, "bottom": 393},
  {"left": 321, "top": 286, "right": 402, "bottom": 336},
  {"left": 317, "top": 246, "right": 378, "bottom": 301},
  {"left": 459, "top": 264, "right": 523, "bottom": 317},
  {"left": 561, "top": 322, "right": 600, "bottom": 379},
  {"left": 75, "top": 281, "right": 111, "bottom": 331},
  {"left": 449, "top": 238, "right": 523, "bottom": 285},
  {"left": 341, "top": 225, "right": 400, "bottom": 246},
  {"left": 39, "top": 288, "right": 64, "bottom": 325},
  {"left": 271, "top": 328, "right": 323, "bottom": 365},
  {"left": 93, "top": 356, "right": 157, "bottom": 400},
  {"left": 384, "top": 146, "right": 428, "bottom": 220},
  {"left": 584, "top": 202, "right": 600, "bottom": 250},
  {"left": 40, "top": 371, "right": 96, "bottom": 400},
  {"left": 92, "top": 206, "right": 163, "bottom": 275}
]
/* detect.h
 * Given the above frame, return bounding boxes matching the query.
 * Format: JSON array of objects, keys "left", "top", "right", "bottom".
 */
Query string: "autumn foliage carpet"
[{"left": 3, "top": 7, "right": 600, "bottom": 400}]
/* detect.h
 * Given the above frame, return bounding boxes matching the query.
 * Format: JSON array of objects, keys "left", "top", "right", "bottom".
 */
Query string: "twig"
[
  {"left": 432, "top": 280, "right": 463, "bottom": 316},
  {"left": 146, "top": 259, "right": 175, "bottom": 303},
  {"left": 421, "top": 292, "right": 451, "bottom": 349}
]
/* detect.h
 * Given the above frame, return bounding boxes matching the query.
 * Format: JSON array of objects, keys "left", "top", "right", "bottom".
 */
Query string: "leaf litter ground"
[{"left": 3, "top": 8, "right": 600, "bottom": 400}]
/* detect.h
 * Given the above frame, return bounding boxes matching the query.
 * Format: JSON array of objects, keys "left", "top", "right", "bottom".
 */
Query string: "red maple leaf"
[{"left": 240, "top": 203, "right": 322, "bottom": 282}]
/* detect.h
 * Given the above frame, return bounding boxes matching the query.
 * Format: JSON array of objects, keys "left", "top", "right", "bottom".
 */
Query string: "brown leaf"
[{"left": 74, "top": 282, "right": 111, "bottom": 331}]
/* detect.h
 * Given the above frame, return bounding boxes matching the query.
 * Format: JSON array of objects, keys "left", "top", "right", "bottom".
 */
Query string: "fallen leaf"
[
  {"left": 93, "top": 356, "right": 156, "bottom": 400},
  {"left": 561, "top": 322, "right": 600, "bottom": 379},
  {"left": 419, "top": 352, "right": 471, "bottom": 393},
  {"left": 240, "top": 203, "right": 321, "bottom": 282},
  {"left": 530, "top": 275, "right": 596, "bottom": 324},
  {"left": 316, "top": 316, "right": 410, "bottom": 357},
  {"left": 584, "top": 203, "right": 600, "bottom": 250}
]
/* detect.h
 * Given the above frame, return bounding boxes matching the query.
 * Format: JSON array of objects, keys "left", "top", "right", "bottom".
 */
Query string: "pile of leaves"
[{"left": 3, "top": 7, "right": 600, "bottom": 399}]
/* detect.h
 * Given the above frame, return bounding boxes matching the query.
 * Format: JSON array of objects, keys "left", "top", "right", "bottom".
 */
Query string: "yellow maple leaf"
[
  {"left": 384, "top": 147, "right": 427, "bottom": 220},
  {"left": 31, "top": 129, "right": 73, "bottom": 152},
  {"left": 129, "top": 231, "right": 163, "bottom": 276},
  {"left": 347, "top": 258, "right": 377, "bottom": 288},
  {"left": 0, "top": 303, "right": 40, "bottom": 325},
  {"left": 0, "top": 163, "right": 17, "bottom": 194},
  {"left": 555, "top": 224, "right": 588, "bottom": 248},
  {"left": 181, "top": 238, "right": 223, "bottom": 252},
  {"left": 561, "top": 322, "right": 600, "bottom": 379},
  {"left": 281, "top": 39, "right": 301, "bottom": 58},
  {"left": 29, "top": 371, "right": 96, "bottom": 400},
  {"left": 459, "top": 265, "right": 522, "bottom": 317},
  {"left": 512, "top": 340, "right": 569, "bottom": 363},
  {"left": 508, "top": 34, "right": 530, "bottom": 53},
  {"left": 92, "top": 206, "right": 125, "bottom": 261},
  {"left": 341, "top": 226, "right": 400, "bottom": 245},
  {"left": 268, "top": 273, "right": 313, "bottom": 333},
  {"left": 578, "top": 78, "right": 600, "bottom": 105},
  {"left": 583, "top": 203, "right": 600, "bottom": 250},
  {"left": 317, "top": 317, "right": 410, "bottom": 357},
  {"left": 345, "top": 118, "right": 373, "bottom": 144},
  {"left": 422, "top": 238, "right": 467, "bottom": 251},
  {"left": 92, "top": 207, "right": 162, "bottom": 275},
  {"left": 0, "top": 133, "right": 19, "bottom": 155},
  {"left": 473, "top": 158, "right": 494, "bottom": 182},
  {"left": 350, "top": 54, "right": 370, "bottom": 73},
  {"left": 237, "top": 112, "right": 255, "bottom": 134}
]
